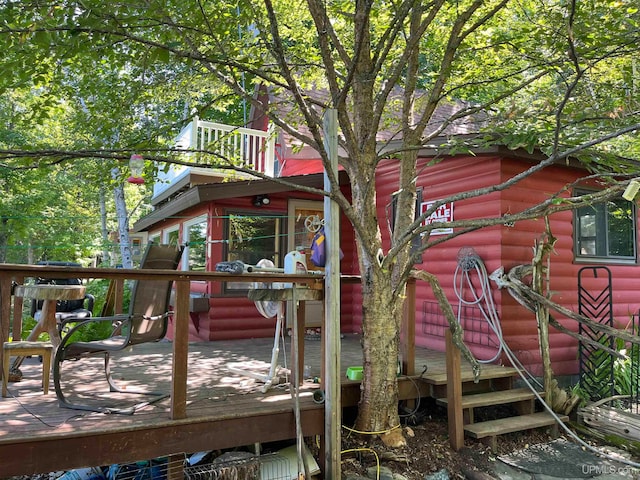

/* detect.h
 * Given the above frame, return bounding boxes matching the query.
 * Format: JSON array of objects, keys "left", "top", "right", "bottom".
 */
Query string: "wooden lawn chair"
[{"left": 53, "top": 244, "right": 184, "bottom": 414}]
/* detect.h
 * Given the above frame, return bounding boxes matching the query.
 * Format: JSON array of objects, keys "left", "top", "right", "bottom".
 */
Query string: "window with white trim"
[{"left": 184, "top": 215, "right": 208, "bottom": 271}]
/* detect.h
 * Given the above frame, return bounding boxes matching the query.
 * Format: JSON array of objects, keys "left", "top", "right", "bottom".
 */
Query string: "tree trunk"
[
  {"left": 533, "top": 238, "right": 553, "bottom": 408},
  {"left": 355, "top": 263, "right": 406, "bottom": 446},
  {"left": 112, "top": 168, "right": 133, "bottom": 269},
  {"left": 99, "top": 187, "right": 111, "bottom": 267}
]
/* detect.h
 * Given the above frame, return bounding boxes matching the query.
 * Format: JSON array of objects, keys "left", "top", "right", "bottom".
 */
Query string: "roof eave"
[{"left": 133, "top": 171, "right": 349, "bottom": 232}]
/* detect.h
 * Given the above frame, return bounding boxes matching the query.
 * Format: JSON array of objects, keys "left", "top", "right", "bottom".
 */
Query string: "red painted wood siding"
[
  {"left": 500, "top": 159, "right": 640, "bottom": 375},
  {"left": 377, "top": 156, "right": 505, "bottom": 363},
  {"left": 159, "top": 153, "right": 639, "bottom": 377},
  {"left": 374, "top": 155, "right": 640, "bottom": 376}
]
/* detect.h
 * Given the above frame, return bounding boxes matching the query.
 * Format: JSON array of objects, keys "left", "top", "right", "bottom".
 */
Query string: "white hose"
[
  {"left": 453, "top": 248, "right": 504, "bottom": 364},
  {"left": 454, "top": 248, "right": 541, "bottom": 387}
]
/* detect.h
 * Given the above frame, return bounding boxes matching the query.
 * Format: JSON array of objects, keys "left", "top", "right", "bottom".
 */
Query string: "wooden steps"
[
  {"left": 436, "top": 388, "right": 541, "bottom": 423},
  {"left": 427, "top": 366, "right": 517, "bottom": 398},
  {"left": 464, "top": 412, "right": 568, "bottom": 450},
  {"left": 437, "top": 375, "right": 567, "bottom": 450}
]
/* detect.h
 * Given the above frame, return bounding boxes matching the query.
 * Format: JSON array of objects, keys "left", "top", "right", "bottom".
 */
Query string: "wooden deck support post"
[
  {"left": 323, "top": 108, "right": 341, "bottom": 479},
  {"left": 292, "top": 298, "right": 306, "bottom": 386},
  {"left": 401, "top": 278, "right": 416, "bottom": 376},
  {"left": 446, "top": 329, "right": 464, "bottom": 450},
  {"left": 170, "top": 279, "right": 190, "bottom": 420}
]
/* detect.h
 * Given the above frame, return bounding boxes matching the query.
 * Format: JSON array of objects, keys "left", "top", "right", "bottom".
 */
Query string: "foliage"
[
  {"left": 0, "top": 85, "right": 156, "bottom": 263},
  {"left": 579, "top": 326, "right": 640, "bottom": 401},
  {"left": 17, "top": 316, "right": 38, "bottom": 341},
  {"left": 84, "top": 278, "right": 133, "bottom": 316},
  {"left": 62, "top": 316, "right": 114, "bottom": 344},
  {"left": 613, "top": 333, "right": 640, "bottom": 398},
  {"left": 0, "top": 0, "right": 639, "bottom": 440}
]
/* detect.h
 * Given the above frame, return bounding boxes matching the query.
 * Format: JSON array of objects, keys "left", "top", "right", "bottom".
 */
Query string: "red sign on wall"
[{"left": 420, "top": 200, "right": 454, "bottom": 235}]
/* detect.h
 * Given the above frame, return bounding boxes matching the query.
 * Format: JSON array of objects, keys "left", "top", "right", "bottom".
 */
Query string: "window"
[
  {"left": 224, "top": 211, "right": 284, "bottom": 292},
  {"left": 148, "top": 233, "right": 160, "bottom": 245},
  {"left": 288, "top": 200, "right": 324, "bottom": 255},
  {"left": 184, "top": 216, "right": 208, "bottom": 271},
  {"left": 163, "top": 226, "right": 180, "bottom": 247},
  {"left": 575, "top": 189, "right": 636, "bottom": 261}
]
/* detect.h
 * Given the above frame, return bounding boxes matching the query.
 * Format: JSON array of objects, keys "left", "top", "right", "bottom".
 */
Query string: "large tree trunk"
[{"left": 355, "top": 259, "right": 406, "bottom": 446}]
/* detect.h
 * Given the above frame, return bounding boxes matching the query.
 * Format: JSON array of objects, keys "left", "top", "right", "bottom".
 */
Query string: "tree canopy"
[{"left": 0, "top": 0, "right": 639, "bottom": 458}]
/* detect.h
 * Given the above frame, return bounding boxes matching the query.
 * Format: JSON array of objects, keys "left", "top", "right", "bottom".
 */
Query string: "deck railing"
[
  {"left": 0, "top": 265, "right": 322, "bottom": 421},
  {"left": 153, "top": 118, "right": 277, "bottom": 201},
  {"left": 183, "top": 116, "right": 276, "bottom": 177}
]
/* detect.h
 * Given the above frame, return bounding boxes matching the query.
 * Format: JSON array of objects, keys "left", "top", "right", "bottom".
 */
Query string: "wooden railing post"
[
  {"left": 170, "top": 279, "right": 190, "bottom": 420},
  {"left": 446, "top": 329, "right": 464, "bottom": 450},
  {"left": 11, "top": 275, "right": 24, "bottom": 341},
  {"left": 401, "top": 278, "right": 416, "bottom": 376},
  {"left": 0, "top": 277, "right": 12, "bottom": 378}
]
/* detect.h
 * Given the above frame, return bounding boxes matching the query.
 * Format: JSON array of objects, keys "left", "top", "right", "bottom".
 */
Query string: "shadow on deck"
[{"left": 0, "top": 334, "right": 514, "bottom": 478}]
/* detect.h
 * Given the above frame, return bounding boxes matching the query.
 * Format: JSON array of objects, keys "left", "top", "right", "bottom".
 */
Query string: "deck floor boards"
[{"left": 0, "top": 334, "right": 514, "bottom": 477}]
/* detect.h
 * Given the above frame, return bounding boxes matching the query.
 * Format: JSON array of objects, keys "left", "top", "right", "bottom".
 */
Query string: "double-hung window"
[{"left": 574, "top": 189, "right": 637, "bottom": 262}]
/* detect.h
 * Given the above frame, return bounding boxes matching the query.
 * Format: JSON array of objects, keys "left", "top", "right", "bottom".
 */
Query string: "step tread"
[
  {"left": 426, "top": 365, "right": 518, "bottom": 385},
  {"left": 436, "top": 388, "right": 539, "bottom": 409},
  {"left": 464, "top": 412, "right": 568, "bottom": 439}
]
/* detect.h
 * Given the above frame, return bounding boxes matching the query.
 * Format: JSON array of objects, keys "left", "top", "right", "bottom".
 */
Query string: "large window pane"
[
  {"left": 575, "top": 190, "right": 636, "bottom": 261},
  {"left": 576, "top": 206, "right": 597, "bottom": 255},
  {"left": 225, "top": 212, "right": 282, "bottom": 291},
  {"left": 607, "top": 199, "right": 634, "bottom": 256}
]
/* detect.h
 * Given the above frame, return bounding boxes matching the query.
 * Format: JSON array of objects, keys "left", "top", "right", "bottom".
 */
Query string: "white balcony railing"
[
  {"left": 179, "top": 116, "right": 275, "bottom": 177},
  {"left": 154, "top": 117, "right": 277, "bottom": 201}
]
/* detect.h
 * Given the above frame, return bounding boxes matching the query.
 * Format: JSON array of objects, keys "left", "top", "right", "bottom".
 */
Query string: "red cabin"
[{"left": 134, "top": 120, "right": 638, "bottom": 379}]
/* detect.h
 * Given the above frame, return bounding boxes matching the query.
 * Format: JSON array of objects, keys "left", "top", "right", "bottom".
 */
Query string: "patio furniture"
[
  {"left": 30, "top": 262, "right": 95, "bottom": 333},
  {"left": 17, "top": 284, "right": 88, "bottom": 346},
  {"left": 53, "top": 244, "right": 184, "bottom": 414},
  {"left": 2, "top": 341, "right": 54, "bottom": 397},
  {"left": 9, "top": 283, "right": 88, "bottom": 376}
]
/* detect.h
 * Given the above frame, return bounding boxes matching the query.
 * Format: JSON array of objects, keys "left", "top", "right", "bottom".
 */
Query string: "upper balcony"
[{"left": 152, "top": 117, "right": 277, "bottom": 206}]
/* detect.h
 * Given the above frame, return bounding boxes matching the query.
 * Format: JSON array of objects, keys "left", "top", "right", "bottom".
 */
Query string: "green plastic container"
[{"left": 346, "top": 366, "right": 363, "bottom": 380}]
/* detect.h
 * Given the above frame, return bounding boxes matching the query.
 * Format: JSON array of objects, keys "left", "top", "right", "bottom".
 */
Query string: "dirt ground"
[{"left": 337, "top": 398, "right": 568, "bottom": 479}]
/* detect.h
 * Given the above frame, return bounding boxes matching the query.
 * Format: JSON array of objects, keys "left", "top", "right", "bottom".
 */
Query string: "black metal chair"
[{"left": 53, "top": 244, "right": 184, "bottom": 414}]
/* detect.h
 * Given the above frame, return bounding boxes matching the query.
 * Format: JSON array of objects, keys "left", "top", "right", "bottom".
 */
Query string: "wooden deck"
[{"left": 0, "top": 334, "right": 515, "bottom": 477}]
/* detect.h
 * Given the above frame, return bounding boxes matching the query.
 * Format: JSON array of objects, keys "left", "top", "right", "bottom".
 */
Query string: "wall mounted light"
[
  {"left": 127, "top": 154, "right": 145, "bottom": 184},
  {"left": 253, "top": 194, "right": 271, "bottom": 207}
]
